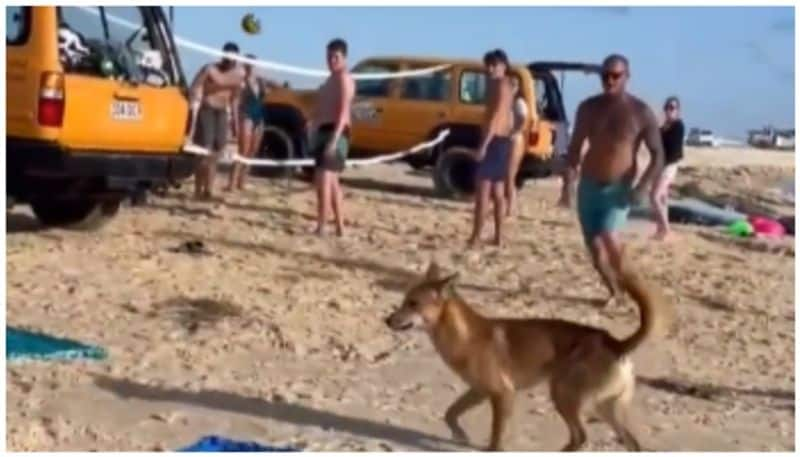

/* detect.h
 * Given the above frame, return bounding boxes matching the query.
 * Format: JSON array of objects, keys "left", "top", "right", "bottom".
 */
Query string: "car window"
[
  {"left": 400, "top": 70, "right": 452, "bottom": 102},
  {"left": 354, "top": 63, "right": 397, "bottom": 98},
  {"left": 7, "top": 6, "right": 29, "bottom": 45},
  {"left": 58, "top": 7, "right": 174, "bottom": 85},
  {"left": 459, "top": 70, "right": 486, "bottom": 105}
]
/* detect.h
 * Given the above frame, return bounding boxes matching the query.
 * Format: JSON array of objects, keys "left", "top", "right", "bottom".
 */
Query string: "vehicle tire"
[
  {"left": 252, "top": 125, "right": 297, "bottom": 179},
  {"left": 31, "top": 197, "right": 121, "bottom": 230},
  {"left": 433, "top": 146, "right": 478, "bottom": 199}
]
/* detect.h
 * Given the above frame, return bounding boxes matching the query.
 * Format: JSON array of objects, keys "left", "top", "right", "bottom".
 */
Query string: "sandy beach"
[{"left": 6, "top": 146, "right": 795, "bottom": 451}]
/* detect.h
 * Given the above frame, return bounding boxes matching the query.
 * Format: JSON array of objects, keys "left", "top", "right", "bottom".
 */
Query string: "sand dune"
[{"left": 6, "top": 146, "right": 794, "bottom": 451}]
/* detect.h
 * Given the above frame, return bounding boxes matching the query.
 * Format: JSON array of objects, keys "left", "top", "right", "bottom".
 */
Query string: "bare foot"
[
  {"left": 490, "top": 236, "right": 503, "bottom": 247},
  {"left": 557, "top": 197, "right": 571, "bottom": 209},
  {"left": 652, "top": 230, "right": 671, "bottom": 241},
  {"left": 311, "top": 226, "right": 324, "bottom": 237},
  {"left": 223, "top": 185, "right": 234, "bottom": 193},
  {"left": 335, "top": 225, "right": 344, "bottom": 237},
  {"left": 467, "top": 236, "right": 480, "bottom": 249}
]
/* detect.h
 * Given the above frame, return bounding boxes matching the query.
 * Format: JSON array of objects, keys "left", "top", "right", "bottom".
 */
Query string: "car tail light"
[{"left": 38, "top": 72, "right": 65, "bottom": 127}]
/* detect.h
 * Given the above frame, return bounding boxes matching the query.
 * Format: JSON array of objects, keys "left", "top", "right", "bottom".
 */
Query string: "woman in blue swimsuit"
[{"left": 227, "top": 54, "right": 268, "bottom": 191}]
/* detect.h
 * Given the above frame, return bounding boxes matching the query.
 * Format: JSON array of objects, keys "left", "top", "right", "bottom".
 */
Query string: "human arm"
[
  {"left": 324, "top": 74, "right": 354, "bottom": 157},
  {"left": 566, "top": 100, "right": 591, "bottom": 171},
  {"left": 188, "top": 65, "right": 209, "bottom": 104},
  {"left": 635, "top": 105, "right": 665, "bottom": 200}
]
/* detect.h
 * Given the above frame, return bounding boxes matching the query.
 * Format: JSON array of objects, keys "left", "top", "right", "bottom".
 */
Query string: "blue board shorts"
[
  {"left": 476, "top": 137, "right": 512, "bottom": 182},
  {"left": 576, "top": 176, "right": 632, "bottom": 245}
]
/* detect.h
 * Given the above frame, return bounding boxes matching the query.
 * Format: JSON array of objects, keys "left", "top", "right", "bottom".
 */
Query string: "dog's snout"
[{"left": 384, "top": 315, "right": 393, "bottom": 327}]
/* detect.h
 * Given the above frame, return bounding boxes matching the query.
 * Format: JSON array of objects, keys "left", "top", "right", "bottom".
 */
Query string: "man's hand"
[{"left": 473, "top": 145, "right": 487, "bottom": 162}]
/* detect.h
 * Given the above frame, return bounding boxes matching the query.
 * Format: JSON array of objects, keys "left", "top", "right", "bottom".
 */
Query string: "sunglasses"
[
  {"left": 665, "top": 104, "right": 678, "bottom": 111},
  {"left": 602, "top": 70, "right": 625, "bottom": 82}
]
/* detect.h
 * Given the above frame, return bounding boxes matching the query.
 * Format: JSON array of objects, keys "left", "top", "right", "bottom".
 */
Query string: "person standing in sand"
[
  {"left": 189, "top": 42, "right": 246, "bottom": 200},
  {"left": 650, "top": 96, "right": 685, "bottom": 240},
  {"left": 504, "top": 76, "right": 529, "bottom": 218},
  {"left": 309, "top": 39, "right": 355, "bottom": 237},
  {"left": 565, "top": 54, "right": 665, "bottom": 306},
  {"left": 468, "top": 49, "right": 514, "bottom": 248},
  {"left": 226, "top": 54, "right": 283, "bottom": 193}
]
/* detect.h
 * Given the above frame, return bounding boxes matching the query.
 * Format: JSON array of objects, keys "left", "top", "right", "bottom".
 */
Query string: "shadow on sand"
[
  {"left": 92, "top": 374, "right": 463, "bottom": 451},
  {"left": 638, "top": 375, "right": 794, "bottom": 410}
]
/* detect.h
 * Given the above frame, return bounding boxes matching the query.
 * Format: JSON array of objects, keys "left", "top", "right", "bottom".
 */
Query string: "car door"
[
  {"left": 385, "top": 63, "right": 454, "bottom": 148},
  {"left": 57, "top": 6, "right": 188, "bottom": 153},
  {"left": 349, "top": 60, "right": 404, "bottom": 154}
]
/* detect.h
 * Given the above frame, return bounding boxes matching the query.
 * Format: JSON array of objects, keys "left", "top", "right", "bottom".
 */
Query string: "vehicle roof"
[{"left": 359, "top": 55, "right": 530, "bottom": 70}]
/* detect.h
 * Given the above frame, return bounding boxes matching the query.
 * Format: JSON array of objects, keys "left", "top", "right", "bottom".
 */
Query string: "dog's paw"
[{"left": 447, "top": 424, "right": 470, "bottom": 445}]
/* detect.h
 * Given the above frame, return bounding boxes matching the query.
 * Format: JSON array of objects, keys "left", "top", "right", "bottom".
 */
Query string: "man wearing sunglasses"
[{"left": 565, "top": 54, "right": 664, "bottom": 307}]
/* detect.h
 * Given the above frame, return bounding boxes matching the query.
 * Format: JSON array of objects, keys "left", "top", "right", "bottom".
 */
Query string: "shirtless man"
[
  {"left": 188, "top": 42, "right": 245, "bottom": 200},
  {"left": 565, "top": 54, "right": 664, "bottom": 306},
  {"left": 309, "top": 38, "right": 355, "bottom": 237},
  {"left": 468, "top": 49, "right": 514, "bottom": 247}
]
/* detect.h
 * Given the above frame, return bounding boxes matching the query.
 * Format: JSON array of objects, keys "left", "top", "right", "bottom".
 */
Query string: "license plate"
[{"left": 110, "top": 100, "right": 142, "bottom": 121}]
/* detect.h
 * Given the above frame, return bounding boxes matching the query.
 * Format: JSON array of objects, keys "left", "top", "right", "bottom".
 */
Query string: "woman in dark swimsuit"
[
  {"left": 227, "top": 54, "right": 267, "bottom": 192},
  {"left": 651, "top": 95, "right": 685, "bottom": 240}
]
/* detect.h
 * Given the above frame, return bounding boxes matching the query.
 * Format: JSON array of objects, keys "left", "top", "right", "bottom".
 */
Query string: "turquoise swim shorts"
[{"left": 576, "top": 176, "right": 632, "bottom": 245}]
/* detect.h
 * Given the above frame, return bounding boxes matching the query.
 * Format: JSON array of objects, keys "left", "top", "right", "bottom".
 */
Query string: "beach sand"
[{"left": 6, "top": 146, "right": 795, "bottom": 451}]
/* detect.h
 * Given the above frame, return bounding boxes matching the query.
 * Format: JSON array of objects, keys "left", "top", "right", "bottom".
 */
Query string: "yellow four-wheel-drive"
[{"left": 7, "top": 6, "right": 195, "bottom": 229}]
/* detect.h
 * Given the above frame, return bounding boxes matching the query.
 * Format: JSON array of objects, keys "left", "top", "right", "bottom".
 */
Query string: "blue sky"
[{"left": 171, "top": 6, "right": 795, "bottom": 139}]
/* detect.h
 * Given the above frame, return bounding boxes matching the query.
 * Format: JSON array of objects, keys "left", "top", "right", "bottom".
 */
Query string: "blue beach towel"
[
  {"left": 6, "top": 326, "right": 107, "bottom": 362},
  {"left": 179, "top": 436, "right": 298, "bottom": 452}
]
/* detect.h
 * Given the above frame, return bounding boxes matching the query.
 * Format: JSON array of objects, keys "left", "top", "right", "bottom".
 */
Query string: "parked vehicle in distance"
[
  {"left": 686, "top": 128, "right": 719, "bottom": 147},
  {"left": 748, "top": 126, "right": 795, "bottom": 150}
]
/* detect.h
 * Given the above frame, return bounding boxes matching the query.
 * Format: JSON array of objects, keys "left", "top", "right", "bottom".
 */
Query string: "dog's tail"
[{"left": 612, "top": 260, "right": 671, "bottom": 357}]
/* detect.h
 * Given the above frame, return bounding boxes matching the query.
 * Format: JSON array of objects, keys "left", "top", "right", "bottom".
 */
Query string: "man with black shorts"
[{"left": 308, "top": 39, "right": 355, "bottom": 237}]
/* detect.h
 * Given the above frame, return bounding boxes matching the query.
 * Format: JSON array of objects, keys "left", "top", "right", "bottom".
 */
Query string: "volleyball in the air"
[{"left": 241, "top": 13, "right": 261, "bottom": 35}]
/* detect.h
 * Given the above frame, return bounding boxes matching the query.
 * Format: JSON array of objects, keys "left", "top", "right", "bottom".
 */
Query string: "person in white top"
[{"left": 505, "top": 77, "right": 529, "bottom": 218}]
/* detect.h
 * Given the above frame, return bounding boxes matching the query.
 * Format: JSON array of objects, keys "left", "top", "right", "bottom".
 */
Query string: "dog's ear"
[
  {"left": 433, "top": 273, "right": 459, "bottom": 293},
  {"left": 424, "top": 261, "right": 441, "bottom": 281}
]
